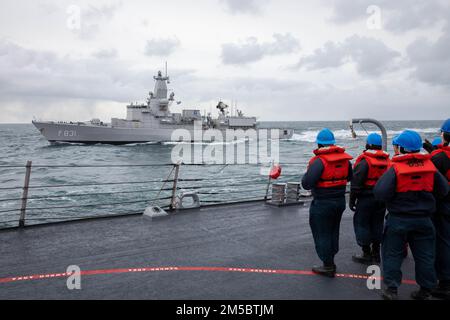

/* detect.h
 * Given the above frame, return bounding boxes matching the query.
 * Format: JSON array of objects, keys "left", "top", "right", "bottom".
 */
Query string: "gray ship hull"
[
  {"left": 32, "top": 121, "right": 194, "bottom": 144},
  {"left": 32, "top": 121, "right": 294, "bottom": 144}
]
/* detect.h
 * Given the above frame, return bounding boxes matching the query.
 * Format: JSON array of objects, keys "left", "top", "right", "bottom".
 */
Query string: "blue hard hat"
[
  {"left": 392, "top": 135, "right": 399, "bottom": 146},
  {"left": 432, "top": 137, "right": 442, "bottom": 147},
  {"left": 441, "top": 119, "right": 450, "bottom": 133},
  {"left": 367, "top": 133, "right": 382, "bottom": 146},
  {"left": 316, "top": 128, "right": 336, "bottom": 145},
  {"left": 396, "top": 130, "right": 422, "bottom": 152}
]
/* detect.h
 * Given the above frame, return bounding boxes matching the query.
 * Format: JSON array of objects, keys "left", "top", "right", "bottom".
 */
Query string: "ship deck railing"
[{"left": 0, "top": 162, "right": 311, "bottom": 230}]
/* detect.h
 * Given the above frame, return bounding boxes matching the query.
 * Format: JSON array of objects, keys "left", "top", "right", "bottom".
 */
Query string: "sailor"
[
  {"left": 430, "top": 119, "right": 450, "bottom": 300},
  {"left": 302, "top": 128, "right": 353, "bottom": 277},
  {"left": 373, "top": 130, "right": 449, "bottom": 300},
  {"left": 423, "top": 136, "right": 444, "bottom": 153},
  {"left": 432, "top": 137, "right": 443, "bottom": 148},
  {"left": 350, "top": 133, "right": 389, "bottom": 264},
  {"left": 392, "top": 135, "right": 400, "bottom": 156}
]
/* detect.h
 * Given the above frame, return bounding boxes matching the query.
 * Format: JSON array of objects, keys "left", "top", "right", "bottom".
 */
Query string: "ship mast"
[{"left": 147, "top": 68, "right": 171, "bottom": 117}]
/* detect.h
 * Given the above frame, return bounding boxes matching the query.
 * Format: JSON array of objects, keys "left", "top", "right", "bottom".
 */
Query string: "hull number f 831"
[{"left": 58, "top": 130, "right": 77, "bottom": 137}]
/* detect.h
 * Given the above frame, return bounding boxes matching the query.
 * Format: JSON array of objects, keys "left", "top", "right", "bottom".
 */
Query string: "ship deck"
[{"left": 0, "top": 200, "right": 419, "bottom": 300}]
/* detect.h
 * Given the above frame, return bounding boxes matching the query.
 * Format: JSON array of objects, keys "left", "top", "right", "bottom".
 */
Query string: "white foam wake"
[{"left": 289, "top": 128, "right": 440, "bottom": 143}]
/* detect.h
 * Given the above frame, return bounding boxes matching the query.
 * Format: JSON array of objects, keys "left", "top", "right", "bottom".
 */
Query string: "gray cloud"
[
  {"left": 72, "top": 3, "right": 122, "bottom": 40},
  {"left": 0, "top": 39, "right": 312, "bottom": 122},
  {"left": 144, "top": 37, "right": 181, "bottom": 57},
  {"left": 295, "top": 35, "right": 401, "bottom": 77},
  {"left": 38, "top": 2, "right": 60, "bottom": 15},
  {"left": 0, "top": 38, "right": 448, "bottom": 123},
  {"left": 328, "top": 0, "right": 450, "bottom": 33},
  {"left": 221, "top": 33, "right": 300, "bottom": 65},
  {"left": 220, "top": 0, "right": 269, "bottom": 15},
  {"left": 180, "top": 74, "right": 449, "bottom": 122},
  {"left": 0, "top": 40, "right": 194, "bottom": 103},
  {"left": 1, "top": 1, "right": 449, "bottom": 123},
  {"left": 0, "top": 40, "right": 57, "bottom": 70},
  {"left": 407, "top": 25, "right": 450, "bottom": 87},
  {"left": 83, "top": 3, "right": 120, "bottom": 21},
  {"left": 92, "top": 48, "right": 118, "bottom": 59}
]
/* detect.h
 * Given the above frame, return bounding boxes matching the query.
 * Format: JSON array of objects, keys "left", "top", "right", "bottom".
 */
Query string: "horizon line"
[{"left": 0, "top": 119, "right": 444, "bottom": 125}]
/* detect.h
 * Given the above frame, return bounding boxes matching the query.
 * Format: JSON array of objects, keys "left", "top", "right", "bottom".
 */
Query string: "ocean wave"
[
  {"left": 123, "top": 142, "right": 160, "bottom": 146},
  {"left": 386, "top": 128, "right": 440, "bottom": 135},
  {"left": 162, "top": 139, "right": 249, "bottom": 146},
  {"left": 289, "top": 128, "right": 440, "bottom": 143}
]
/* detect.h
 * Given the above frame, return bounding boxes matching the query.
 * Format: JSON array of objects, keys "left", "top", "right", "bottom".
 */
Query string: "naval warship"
[{"left": 32, "top": 71, "right": 294, "bottom": 144}]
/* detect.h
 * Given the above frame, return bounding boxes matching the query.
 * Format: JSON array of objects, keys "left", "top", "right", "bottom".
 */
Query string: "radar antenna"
[{"left": 216, "top": 101, "right": 229, "bottom": 115}]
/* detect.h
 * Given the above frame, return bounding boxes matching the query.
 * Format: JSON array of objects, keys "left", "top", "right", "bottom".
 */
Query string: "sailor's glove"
[
  {"left": 349, "top": 194, "right": 357, "bottom": 212},
  {"left": 423, "top": 139, "right": 434, "bottom": 154}
]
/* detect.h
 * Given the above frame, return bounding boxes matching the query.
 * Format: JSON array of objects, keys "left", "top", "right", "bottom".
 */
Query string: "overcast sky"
[{"left": 0, "top": 0, "right": 449, "bottom": 123}]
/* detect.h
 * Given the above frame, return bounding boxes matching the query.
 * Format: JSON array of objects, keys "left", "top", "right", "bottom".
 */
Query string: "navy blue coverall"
[
  {"left": 373, "top": 167, "right": 449, "bottom": 290},
  {"left": 302, "top": 159, "right": 353, "bottom": 266},
  {"left": 431, "top": 150, "right": 450, "bottom": 286},
  {"left": 350, "top": 159, "right": 386, "bottom": 249}
]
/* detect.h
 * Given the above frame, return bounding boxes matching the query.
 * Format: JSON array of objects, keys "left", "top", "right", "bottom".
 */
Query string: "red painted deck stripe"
[{"left": 0, "top": 266, "right": 417, "bottom": 285}]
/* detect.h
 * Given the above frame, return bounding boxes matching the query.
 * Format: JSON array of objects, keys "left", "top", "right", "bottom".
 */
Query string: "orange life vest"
[
  {"left": 354, "top": 150, "right": 390, "bottom": 187},
  {"left": 308, "top": 146, "right": 353, "bottom": 188},
  {"left": 391, "top": 153, "right": 437, "bottom": 193},
  {"left": 431, "top": 145, "right": 450, "bottom": 184}
]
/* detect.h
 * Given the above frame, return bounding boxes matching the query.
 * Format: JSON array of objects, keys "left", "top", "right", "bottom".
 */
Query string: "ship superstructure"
[{"left": 32, "top": 70, "right": 293, "bottom": 144}]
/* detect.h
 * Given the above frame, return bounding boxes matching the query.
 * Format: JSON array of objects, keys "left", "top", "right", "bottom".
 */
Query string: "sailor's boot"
[
  {"left": 381, "top": 287, "right": 398, "bottom": 300},
  {"left": 411, "top": 287, "right": 432, "bottom": 300},
  {"left": 431, "top": 281, "right": 450, "bottom": 300},
  {"left": 312, "top": 263, "right": 336, "bottom": 278},
  {"left": 371, "top": 242, "right": 381, "bottom": 264},
  {"left": 352, "top": 245, "right": 373, "bottom": 265}
]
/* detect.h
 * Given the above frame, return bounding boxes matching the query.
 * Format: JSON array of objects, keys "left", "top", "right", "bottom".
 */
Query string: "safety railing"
[{"left": 0, "top": 161, "right": 306, "bottom": 230}]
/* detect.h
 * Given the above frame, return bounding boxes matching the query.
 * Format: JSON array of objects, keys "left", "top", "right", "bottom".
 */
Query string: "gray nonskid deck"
[{"left": 0, "top": 201, "right": 417, "bottom": 299}]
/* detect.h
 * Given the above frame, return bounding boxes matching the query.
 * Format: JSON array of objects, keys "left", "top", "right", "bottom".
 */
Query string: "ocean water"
[{"left": 0, "top": 120, "right": 442, "bottom": 228}]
